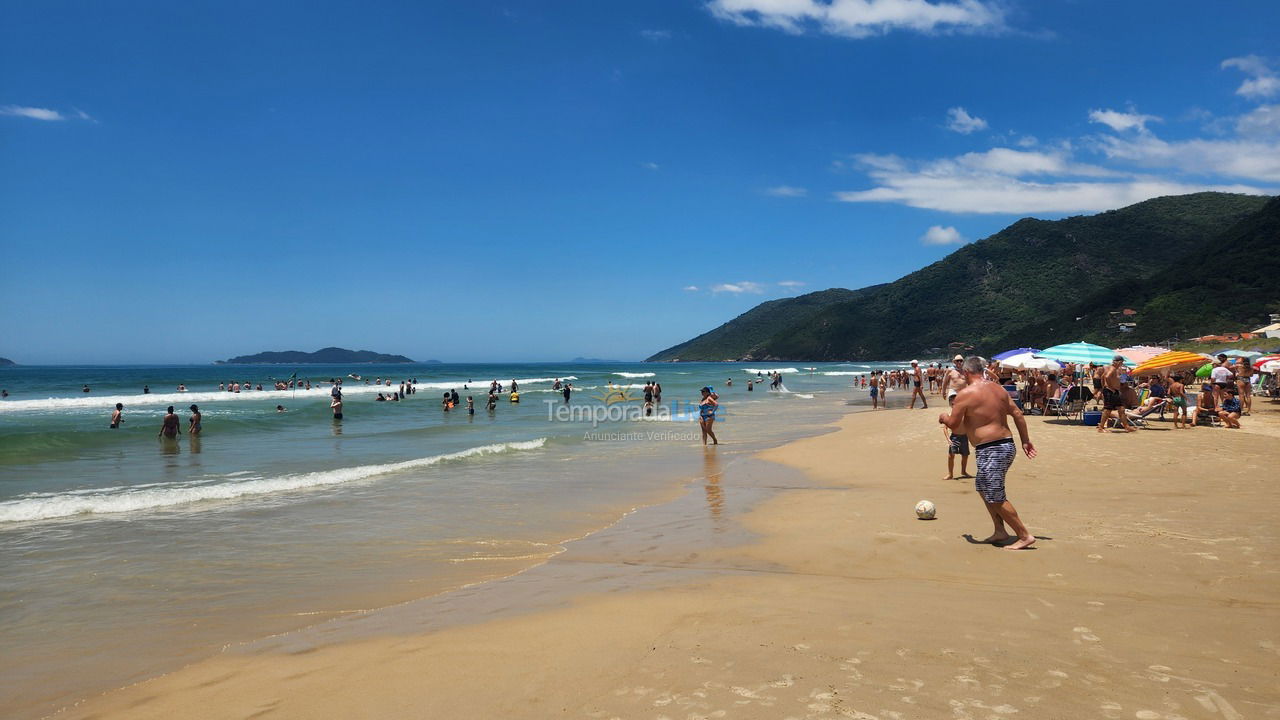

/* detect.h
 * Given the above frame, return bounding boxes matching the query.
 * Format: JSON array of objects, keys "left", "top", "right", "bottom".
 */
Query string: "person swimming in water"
[
  {"left": 110, "top": 403, "right": 124, "bottom": 428},
  {"left": 188, "top": 405, "right": 202, "bottom": 436}
]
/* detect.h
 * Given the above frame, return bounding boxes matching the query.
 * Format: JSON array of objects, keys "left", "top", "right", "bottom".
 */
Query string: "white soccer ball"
[{"left": 915, "top": 500, "right": 936, "bottom": 520}]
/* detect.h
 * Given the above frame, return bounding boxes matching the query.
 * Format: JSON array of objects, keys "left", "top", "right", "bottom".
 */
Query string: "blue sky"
[{"left": 2, "top": 0, "right": 1277, "bottom": 363}]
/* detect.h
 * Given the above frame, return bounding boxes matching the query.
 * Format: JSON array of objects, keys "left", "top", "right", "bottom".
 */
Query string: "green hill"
[
  {"left": 647, "top": 192, "right": 1275, "bottom": 361},
  {"left": 648, "top": 288, "right": 871, "bottom": 361},
  {"left": 1006, "top": 194, "right": 1280, "bottom": 348},
  {"left": 217, "top": 347, "right": 417, "bottom": 364}
]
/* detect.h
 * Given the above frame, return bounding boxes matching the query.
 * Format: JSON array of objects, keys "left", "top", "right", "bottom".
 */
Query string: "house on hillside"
[{"left": 1254, "top": 322, "right": 1280, "bottom": 339}]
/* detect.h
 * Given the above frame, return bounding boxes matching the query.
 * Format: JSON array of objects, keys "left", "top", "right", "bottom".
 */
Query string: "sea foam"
[
  {"left": 0, "top": 438, "right": 547, "bottom": 523},
  {"left": 0, "top": 377, "right": 578, "bottom": 413}
]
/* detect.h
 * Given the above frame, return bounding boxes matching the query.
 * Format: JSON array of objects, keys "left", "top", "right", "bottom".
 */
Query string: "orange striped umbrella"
[{"left": 1131, "top": 351, "right": 1211, "bottom": 376}]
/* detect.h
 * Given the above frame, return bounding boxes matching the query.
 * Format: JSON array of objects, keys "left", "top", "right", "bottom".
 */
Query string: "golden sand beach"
[{"left": 58, "top": 397, "right": 1280, "bottom": 719}]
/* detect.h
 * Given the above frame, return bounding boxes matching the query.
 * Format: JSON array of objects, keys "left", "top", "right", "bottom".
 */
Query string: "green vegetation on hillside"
[
  {"left": 647, "top": 192, "right": 1276, "bottom": 361},
  {"left": 648, "top": 288, "right": 872, "bottom": 361}
]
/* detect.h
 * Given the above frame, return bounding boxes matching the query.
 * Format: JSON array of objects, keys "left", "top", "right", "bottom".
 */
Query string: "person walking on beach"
[
  {"left": 698, "top": 386, "right": 719, "bottom": 446},
  {"left": 941, "top": 355, "right": 967, "bottom": 397},
  {"left": 869, "top": 372, "right": 880, "bottom": 409},
  {"left": 941, "top": 391, "right": 970, "bottom": 480},
  {"left": 909, "top": 360, "right": 928, "bottom": 409},
  {"left": 1098, "top": 355, "right": 1134, "bottom": 433},
  {"left": 158, "top": 406, "right": 180, "bottom": 439},
  {"left": 939, "top": 356, "right": 1037, "bottom": 550},
  {"left": 110, "top": 403, "right": 124, "bottom": 428},
  {"left": 1168, "top": 375, "right": 1190, "bottom": 429},
  {"left": 188, "top": 405, "right": 202, "bottom": 436}
]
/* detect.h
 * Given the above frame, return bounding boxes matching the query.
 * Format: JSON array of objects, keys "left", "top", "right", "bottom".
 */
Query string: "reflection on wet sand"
[{"left": 702, "top": 448, "right": 724, "bottom": 530}]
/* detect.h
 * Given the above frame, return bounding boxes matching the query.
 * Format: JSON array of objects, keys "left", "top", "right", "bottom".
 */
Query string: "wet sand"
[{"left": 55, "top": 395, "right": 1280, "bottom": 719}]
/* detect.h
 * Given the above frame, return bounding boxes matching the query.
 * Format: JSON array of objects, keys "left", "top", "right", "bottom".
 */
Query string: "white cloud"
[
  {"left": 920, "top": 225, "right": 966, "bottom": 245},
  {"left": 1, "top": 105, "right": 65, "bottom": 121},
  {"left": 764, "top": 185, "right": 808, "bottom": 197},
  {"left": 710, "top": 281, "right": 766, "bottom": 294},
  {"left": 683, "top": 285, "right": 700, "bottom": 291},
  {"left": 778, "top": 280, "right": 806, "bottom": 287},
  {"left": 1088, "top": 108, "right": 1158, "bottom": 133},
  {"left": 640, "top": 161, "right": 660, "bottom": 170},
  {"left": 1090, "top": 133, "right": 1280, "bottom": 183},
  {"left": 640, "top": 29, "right": 673, "bottom": 41},
  {"left": 707, "top": 0, "right": 1005, "bottom": 39},
  {"left": 945, "top": 106, "right": 987, "bottom": 134},
  {"left": 1222, "top": 55, "right": 1280, "bottom": 99},
  {"left": 1236, "top": 104, "right": 1280, "bottom": 138},
  {"left": 834, "top": 150, "right": 1266, "bottom": 214}
]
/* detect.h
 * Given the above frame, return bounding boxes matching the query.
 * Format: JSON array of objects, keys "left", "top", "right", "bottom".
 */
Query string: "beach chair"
[
  {"left": 1192, "top": 404, "right": 1220, "bottom": 427},
  {"left": 1114, "top": 398, "right": 1168, "bottom": 428},
  {"left": 1045, "top": 386, "right": 1070, "bottom": 416}
]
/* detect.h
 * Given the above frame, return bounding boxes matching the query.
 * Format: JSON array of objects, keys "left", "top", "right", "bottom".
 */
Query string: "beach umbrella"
[
  {"left": 1221, "top": 349, "right": 1261, "bottom": 359},
  {"left": 1261, "top": 360, "right": 1280, "bottom": 374},
  {"left": 1037, "top": 341, "right": 1124, "bottom": 366},
  {"left": 992, "top": 347, "right": 1041, "bottom": 362},
  {"left": 998, "top": 352, "right": 1061, "bottom": 371},
  {"left": 1253, "top": 355, "right": 1280, "bottom": 369},
  {"left": 1194, "top": 363, "right": 1213, "bottom": 378},
  {"left": 1130, "top": 351, "right": 1211, "bottom": 376},
  {"left": 1116, "top": 345, "right": 1169, "bottom": 365}
]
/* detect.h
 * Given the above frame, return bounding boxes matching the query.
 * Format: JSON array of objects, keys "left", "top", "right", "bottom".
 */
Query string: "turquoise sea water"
[{"left": 0, "top": 360, "right": 910, "bottom": 717}]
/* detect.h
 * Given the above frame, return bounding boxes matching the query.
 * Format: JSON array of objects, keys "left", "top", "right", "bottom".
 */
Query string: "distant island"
[
  {"left": 0, "top": 357, "right": 15, "bottom": 367},
  {"left": 216, "top": 347, "right": 420, "bottom": 364}
]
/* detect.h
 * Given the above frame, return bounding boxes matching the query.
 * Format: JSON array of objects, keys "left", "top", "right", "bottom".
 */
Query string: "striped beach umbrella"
[
  {"left": 1037, "top": 342, "right": 1122, "bottom": 366},
  {"left": 1130, "top": 350, "right": 1212, "bottom": 376},
  {"left": 1253, "top": 355, "right": 1280, "bottom": 369}
]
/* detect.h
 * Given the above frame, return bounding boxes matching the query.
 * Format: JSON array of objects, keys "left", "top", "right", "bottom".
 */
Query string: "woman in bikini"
[{"left": 698, "top": 386, "right": 719, "bottom": 446}]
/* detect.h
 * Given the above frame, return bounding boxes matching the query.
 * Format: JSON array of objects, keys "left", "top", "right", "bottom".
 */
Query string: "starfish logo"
[{"left": 594, "top": 382, "right": 639, "bottom": 406}]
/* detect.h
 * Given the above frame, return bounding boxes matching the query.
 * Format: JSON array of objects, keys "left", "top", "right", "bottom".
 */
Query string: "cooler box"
[{"left": 1081, "top": 410, "right": 1102, "bottom": 426}]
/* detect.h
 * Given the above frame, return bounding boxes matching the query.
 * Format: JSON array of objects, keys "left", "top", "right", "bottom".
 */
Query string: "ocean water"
[{"left": 0, "top": 361, "right": 911, "bottom": 717}]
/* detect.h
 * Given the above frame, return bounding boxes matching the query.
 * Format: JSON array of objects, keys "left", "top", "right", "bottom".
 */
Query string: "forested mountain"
[
  {"left": 647, "top": 192, "right": 1275, "bottom": 361},
  {"left": 217, "top": 347, "right": 417, "bottom": 364}
]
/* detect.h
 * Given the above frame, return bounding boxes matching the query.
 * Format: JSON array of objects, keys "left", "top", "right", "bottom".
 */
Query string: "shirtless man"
[
  {"left": 110, "top": 403, "right": 124, "bottom": 428},
  {"left": 940, "top": 355, "right": 968, "bottom": 397},
  {"left": 1098, "top": 355, "right": 1134, "bottom": 433},
  {"left": 158, "top": 406, "right": 180, "bottom": 439},
  {"left": 908, "top": 360, "right": 928, "bottom": 409},
  {"left": 939, "top": 356, "right": 1038, "bottom": 550}
]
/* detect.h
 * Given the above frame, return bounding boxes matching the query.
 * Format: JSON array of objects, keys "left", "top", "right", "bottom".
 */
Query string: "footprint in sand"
[{"left": 1073, "top": 626, "right": 1102, "bottom": 642}]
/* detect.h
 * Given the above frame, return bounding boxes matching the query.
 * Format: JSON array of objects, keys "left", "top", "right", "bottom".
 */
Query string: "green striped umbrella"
[{"left": 1036, "top": 342, "right": 1127, "bottom": 366}]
